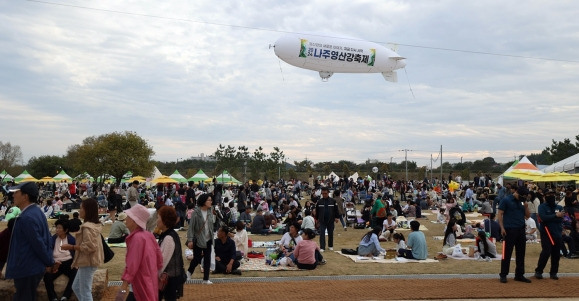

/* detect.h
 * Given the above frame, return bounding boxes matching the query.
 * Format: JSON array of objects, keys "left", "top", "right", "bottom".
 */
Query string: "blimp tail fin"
[{"left": 382, "top": 71, "right": 398, "bottom": 82}]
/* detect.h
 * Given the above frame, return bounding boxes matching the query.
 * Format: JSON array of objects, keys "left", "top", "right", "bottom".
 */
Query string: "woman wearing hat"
[
  {"left": 62, "top": 198, "right": 103, "bottom": 301},
  {"left": 186, "top": 194, "right": 215, "bottom": 284},
  {"left": 107, "top": 212, "right": 130, "bottom": 243},
  {"left": 116, "top": 204, "right": 163, "bottom": 301}
]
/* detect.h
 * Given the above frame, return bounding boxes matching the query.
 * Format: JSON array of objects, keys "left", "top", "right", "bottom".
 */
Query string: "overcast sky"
[{"left": 2, "top": 0, "right": 578, "bottom": 168}]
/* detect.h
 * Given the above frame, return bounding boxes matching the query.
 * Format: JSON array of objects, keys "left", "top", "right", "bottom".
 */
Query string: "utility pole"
[
  {"left": 440, "top": 145, "right": 443, "bottom": 187},
  {"left": 430, "top": 154, "right": 433, "bottom": 184},
  {"left": 398, "top": 149, "right": 413, "bottom": 183}
]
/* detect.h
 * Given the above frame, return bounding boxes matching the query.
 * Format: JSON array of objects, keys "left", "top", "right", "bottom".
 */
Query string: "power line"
[{"left": 26, "top": 0, "right": 579, "bottom": 64}]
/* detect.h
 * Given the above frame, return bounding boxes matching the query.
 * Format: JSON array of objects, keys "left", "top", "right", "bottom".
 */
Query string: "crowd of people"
[{"left": 1, "top": 170, "right": 578, "bottom": 299}]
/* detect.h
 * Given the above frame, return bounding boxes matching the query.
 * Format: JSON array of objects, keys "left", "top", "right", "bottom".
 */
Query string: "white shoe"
[
  {"left": 329, "top": 247, "right": 334, "bottom": 251},
  {"left": 186, "top": 271, "right": 192, "bottom": 280},
  {"left": 485, "top": 257, "right": 492, "bottom": 262},
  {"left": 319, "top": 249, "right": 325, "bottom": 253},
  {"left": 202, "top": 280, "right": 213, "bottom": 285}
]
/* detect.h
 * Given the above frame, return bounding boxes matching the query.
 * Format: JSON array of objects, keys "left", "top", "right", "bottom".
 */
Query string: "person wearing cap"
[
  {"left": 117, "top": 204, "right": 163, "bottom": 300},
  {"left": 61, "top": 198, "right": 103, "bottom": 301},
  {"left": 43, "top": 219, "right": 78, "bottom": 301},
  {"left": 107, "top": 212, "right": 130, "bottom": 243},
  {"left": 497, "top": 185, "right": 531, "bottom": 284},
  {"left": 127, "top": 180, "right": 139, "bottom": 209},
  {"left": 186, "top": 194, "right": 216, "bottom": 284},
  {"left": 5, "top": 182, "right": 58, "bottom": 301}
]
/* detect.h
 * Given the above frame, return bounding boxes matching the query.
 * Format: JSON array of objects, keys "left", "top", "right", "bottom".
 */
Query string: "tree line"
[{"left": 1, "top": 133, "right": 578, "bottom": 184}]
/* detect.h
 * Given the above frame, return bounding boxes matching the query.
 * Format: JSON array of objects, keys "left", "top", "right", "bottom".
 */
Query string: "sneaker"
[
  {"left": 550, "top": 274, "right": 559, "bottom": 280},
  {"left": 500, "top": 276, "right": 507, "bottom": 283},
  {"left": 329, "top": 247, "right": 334, "bottom": 251},
  {"left": 485, "top": 257, "right": 492, "bottom": 262},
  {"left": 202, "top": 280, "right": 213, "bottom": 285},
  {"left": 344, "top": 227, "right": 347, "bottom": 231},
  {"left": 534, "top": 273, "right": 543, "bottom": 279},
  {"left": 319, "top": 259, "right": 327, "bottom": 265},
  {"left": 319, "top": 249, "right": 324, "bottom": 253},
  {"left": 186, "top": 271, "right": 192, "bottom": 280}
]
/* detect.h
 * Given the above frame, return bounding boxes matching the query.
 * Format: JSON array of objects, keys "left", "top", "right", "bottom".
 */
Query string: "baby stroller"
[{"left": 345, "top": 201, "right": 357, "bottom": 227}]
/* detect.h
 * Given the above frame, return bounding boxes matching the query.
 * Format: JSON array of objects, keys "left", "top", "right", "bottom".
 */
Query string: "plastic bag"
[{"left": 451, "top": 244, "right": 464, "bottom": 257}]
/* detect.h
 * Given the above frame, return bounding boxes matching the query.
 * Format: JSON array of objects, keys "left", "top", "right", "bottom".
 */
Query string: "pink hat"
[{"left": 124, "top": 204, "right": 150, "bottom": 230}]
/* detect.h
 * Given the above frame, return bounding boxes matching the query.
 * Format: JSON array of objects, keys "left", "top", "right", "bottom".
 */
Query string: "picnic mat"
[
  {"left": 238, "top": 258, "right": 299, "bottom": 271},
  {"left": 432, "top": 236, "right": 475, "bottom": 243},
  {"left": 336, "top": 251, "right": 438, "bottom": 264},
  {"left": 397, "top": 225, "right": 428, "bottom": 231},
  {"left": 251, "top": 241, "right": 279, "bottom": 248},
  {"left": 106, "top": 242, "right": 127, "bottom": 248},
  {"left": 446, "top": 255, "right": 503, "bottom": 261}
]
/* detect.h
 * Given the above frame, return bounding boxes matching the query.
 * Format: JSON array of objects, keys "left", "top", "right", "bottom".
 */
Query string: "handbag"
[
  {"left": 101, "top": 235, "right": 115, "bottom": 263},
  {"left": 159, "top": 272, "right": 169, "bottom": 291}
]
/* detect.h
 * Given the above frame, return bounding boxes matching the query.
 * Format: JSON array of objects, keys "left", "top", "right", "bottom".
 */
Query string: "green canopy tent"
[
  {"left": 214, "top": 170, "right": 241, "bottom": 185},
  {"left": 0, "top": 170, "right": 13, "bottom": 182},
  {"left": 53, "top": 170, "right": 72, "bottom": 181},
  {"left": 170, "top": 170, "right": 188, "bottom": 183},
  {"left": 188, "top": 169, "right": 209, "bottom": 183},
  {"left": 14, "top": 170, "right": 35, "bottom": 183}
]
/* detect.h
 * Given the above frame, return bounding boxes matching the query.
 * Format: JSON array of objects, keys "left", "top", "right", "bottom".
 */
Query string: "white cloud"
[{"left": 1, "top": 0, "right": 578, "bottom": 168}]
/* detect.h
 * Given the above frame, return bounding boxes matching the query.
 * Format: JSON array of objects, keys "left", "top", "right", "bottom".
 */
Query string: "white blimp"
[{"left": 272, "top": 33, "right": 406, "bottom": 82}]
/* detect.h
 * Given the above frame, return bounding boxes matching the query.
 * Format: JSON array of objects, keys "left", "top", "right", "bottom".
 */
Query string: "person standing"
[
  {"left": 315, "top": 187, "right": 339, "bottom": 251},
  {"left": 498, "top": 186, "right": 531, "bottom": 283},
  {"left": 63, "top": 198, "right": 104, "bottom": 301},
  {"left": 127, "top": 180, "right": 139, "bottom": 208},
  {"left": 186, "top": 194, "right": 216, "bottom": 284},
  {"left": 534, "top": 191, "right": 565, "bottom": 280},
  {"left": 117, "top": 204, "right": 163, "bottom": 301},
  {"left": 157, "top": 206, "right": 186, "bottom": 300},
  {"left": 6, "top": 182, "right": 58, "bottom": 301}
]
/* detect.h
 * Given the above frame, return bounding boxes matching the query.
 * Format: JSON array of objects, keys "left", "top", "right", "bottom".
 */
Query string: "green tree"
[
  {"left": 67, "top": 131, "right": 155, "bottom": 185},
  {"left": 544, "top": 135, "right": 579, "bottom": 163},
  {"left": 0, "top": 141, "right": 23, "bottom": 172},
  {"left": 27, "top": 155, "right": 68, "bottom": 178}
]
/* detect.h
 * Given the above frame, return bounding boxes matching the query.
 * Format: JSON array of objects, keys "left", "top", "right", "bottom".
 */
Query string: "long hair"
[
  {"left": 82, "top": 198, "right": 100, "bottom": 224},
  {"left": 478, "top": 230, "right": 489, "bottom": 253},
  {"left": 443, "top": 219, "right": 456, "bottom": 246},
  {"left": 362, "top": 226, "right": 382, "bottom": 243},
  {"left": 393, "top": 232, "right": 405, "bottom": 242}
]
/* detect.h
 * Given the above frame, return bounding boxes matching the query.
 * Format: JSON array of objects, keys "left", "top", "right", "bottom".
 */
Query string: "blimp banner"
[{"left": 299, "top": 39, "right": 375, "bottom": 66}]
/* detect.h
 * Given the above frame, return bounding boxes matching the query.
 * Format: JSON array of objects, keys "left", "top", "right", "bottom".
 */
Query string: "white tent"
[
  {"left": 348, "top": 172, "right": 359, "bottom": 181},
  {"left": 328, "top": 171, "right": 340, "bottom": 182},
  {"left": 497, "top": 156, "right": 543, "bottom": 184},
  {"left": 542, "top": 152, "right": 579, "bottom": 174},
  {"left": 150, "top": 166, "right": 162, "bottom": 180}
]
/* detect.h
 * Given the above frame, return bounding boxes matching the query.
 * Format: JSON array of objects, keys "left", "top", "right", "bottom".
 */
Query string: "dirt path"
[{"left": 102, "top": 276, "right": 579, "bottom": 300}]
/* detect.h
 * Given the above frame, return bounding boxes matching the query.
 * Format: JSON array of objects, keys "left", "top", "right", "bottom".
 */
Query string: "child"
[
  {"left": 393, "top": 233, "right": 407, "bottom": 255},
  {"left": 476, "top": 230, "right": 496, "bottom": 262},
  {"left": 437, "top": 208, "right": 446, "bottom": 223}
]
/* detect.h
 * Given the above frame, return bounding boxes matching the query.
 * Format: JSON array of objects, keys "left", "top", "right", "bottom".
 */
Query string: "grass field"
[{"left": 2, "top": 198, "right": 578, "bottom": 281}]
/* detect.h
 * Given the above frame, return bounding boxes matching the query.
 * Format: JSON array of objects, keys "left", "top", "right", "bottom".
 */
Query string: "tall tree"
[
  {"left": 27, "top": 155, "right": 68, "bottom": 178},
  {"left": 0, "top": 141, "right": 23, "bottom": 172},
  {"left": 544, "top": 135, "right": 579, "bottom": 163},
  {"left": 66, "top": 131, "right": 155, "bottom": 185}
]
